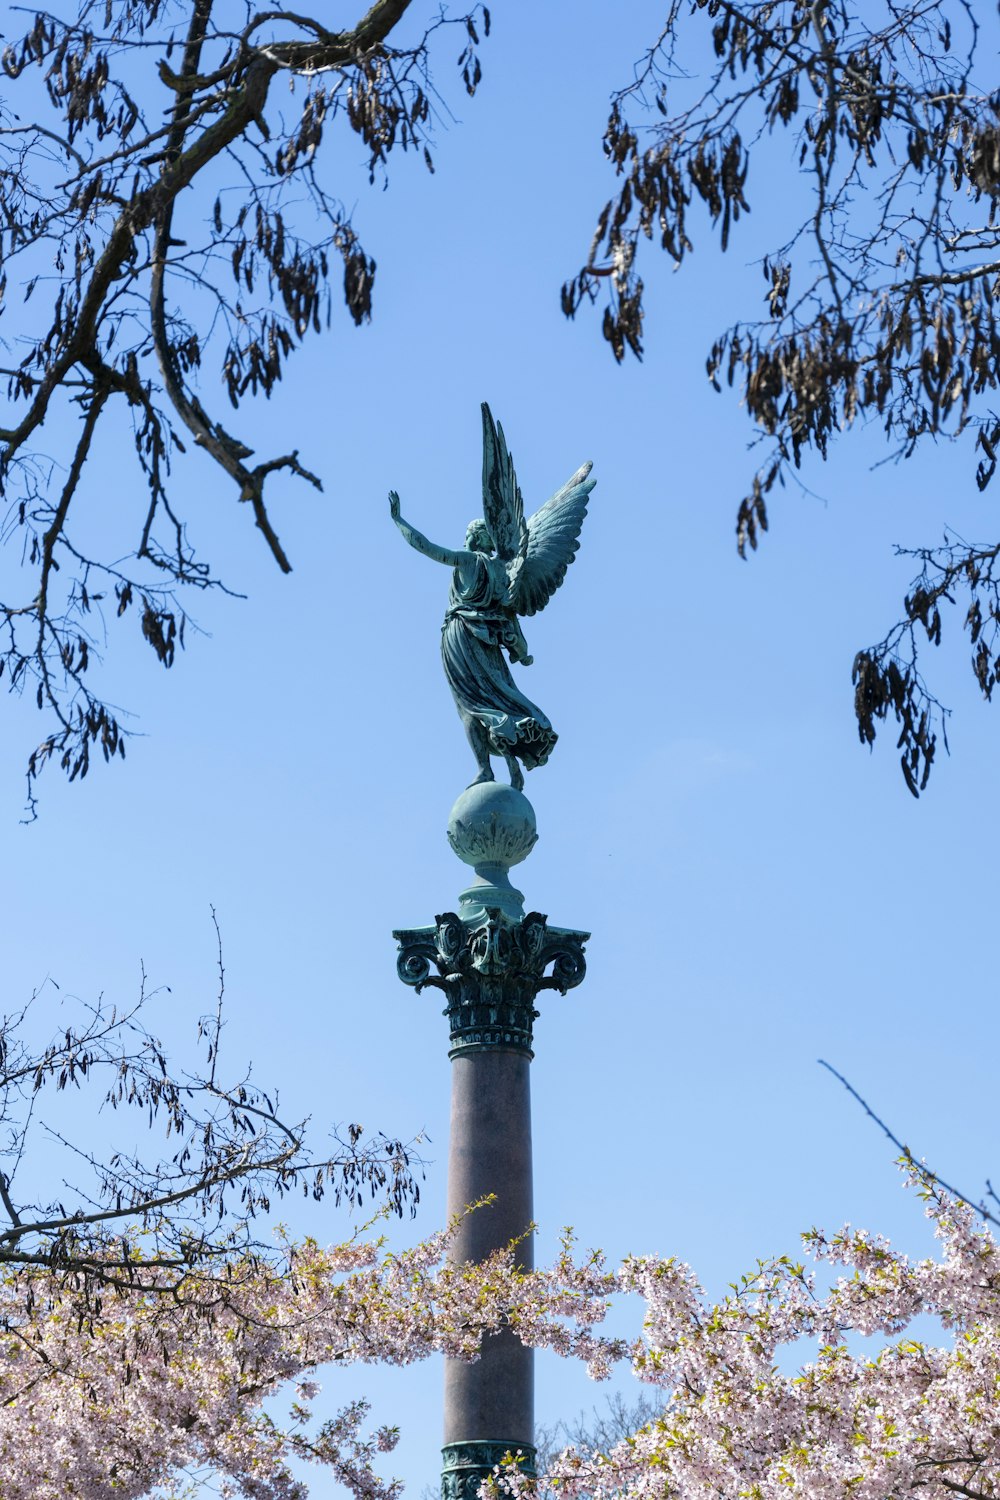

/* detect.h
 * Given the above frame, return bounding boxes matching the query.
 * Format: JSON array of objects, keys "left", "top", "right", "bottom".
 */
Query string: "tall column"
[
  {"left": 394, "top": 783, "right": 588, "bottom": 1500},
  {"left": 445, "top": 1046, "right": 533, "bottom": 1452}
]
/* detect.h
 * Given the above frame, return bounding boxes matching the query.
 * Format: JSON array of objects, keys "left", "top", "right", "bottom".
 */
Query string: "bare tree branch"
[
  {"left": 0, "top": 0, "right": 490, "bottom": 810},
  {"left": 819, "top": 1058, "right": 999, "bottom": 1229},
  {"left": 0, "top": 920, "right": 424, "bottom": 1314},
  {"left": 566, "top": 1, "right": 1000, "bottom": 794}
]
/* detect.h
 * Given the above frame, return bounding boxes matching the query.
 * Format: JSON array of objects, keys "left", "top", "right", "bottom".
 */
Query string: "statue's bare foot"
[{"left": 469, "top": 767, "right": 495, "bottom": 787}]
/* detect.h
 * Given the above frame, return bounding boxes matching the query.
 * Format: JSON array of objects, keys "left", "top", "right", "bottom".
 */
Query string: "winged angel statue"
[{"left": 389, "top": 404, "right": 595, "bottom": 791}]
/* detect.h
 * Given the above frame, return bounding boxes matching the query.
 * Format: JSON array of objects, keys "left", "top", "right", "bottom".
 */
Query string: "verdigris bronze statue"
[{"left": 389, "top": 403, "right": 595, "bottom": 791}]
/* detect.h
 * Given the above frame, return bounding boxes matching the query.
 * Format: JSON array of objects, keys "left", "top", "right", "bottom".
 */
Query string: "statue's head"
[{"left": 465, "top": 519, "right": 495, "bottom": 554}]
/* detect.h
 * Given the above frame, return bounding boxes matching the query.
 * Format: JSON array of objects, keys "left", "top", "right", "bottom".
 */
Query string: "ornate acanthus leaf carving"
[
  {"left": 440, "top": 1440, "right": 537, "bottom": 1500},
  {"left": 393, "top": 909, "right": 588, "bottom": 1057},
  {"left": 447, "top": 811, "right": 538, "bottom": 867}
]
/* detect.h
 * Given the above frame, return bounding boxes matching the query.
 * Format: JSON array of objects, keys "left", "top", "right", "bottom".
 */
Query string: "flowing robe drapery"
[{"left": 441, "top": 554, "right": 557, "bottom": 770}]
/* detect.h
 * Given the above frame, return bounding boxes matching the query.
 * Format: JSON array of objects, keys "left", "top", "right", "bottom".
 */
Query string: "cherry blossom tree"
[
  {"left": 8, "top": 1161, "right": 996, "bottom": 1500},
  {"left": 7, "top": 1076, "right": 996, "bottom": 1500},
  {"left": 0, "top": 1223, "right": 621, "bottom": 1500},
  {"left": 501, "top": 1169, "right": 1000, "bottom": 1500},
  {"left": 0, "top": 941, "right": 624, "bottom": 1499}
]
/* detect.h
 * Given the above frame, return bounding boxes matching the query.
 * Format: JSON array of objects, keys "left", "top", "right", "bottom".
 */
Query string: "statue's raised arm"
[
  {"left": 389, "top": 404, "right": 596, "bottom": 791},
  {"left": 389, "top": 489, "right": 467, "bottom": 569}
]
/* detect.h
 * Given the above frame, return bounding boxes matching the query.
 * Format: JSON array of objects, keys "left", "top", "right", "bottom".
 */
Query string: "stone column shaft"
[{"left": 444, "top": 1048, "right": 533, "bottom": 1447}]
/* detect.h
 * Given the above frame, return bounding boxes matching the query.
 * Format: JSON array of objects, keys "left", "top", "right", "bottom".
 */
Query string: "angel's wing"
[
  {"left": 513, "top": 461, "right": 595, "bottom": 618},
  {"left": 481, "top": 403, "right": 525, "bottom": 563}
]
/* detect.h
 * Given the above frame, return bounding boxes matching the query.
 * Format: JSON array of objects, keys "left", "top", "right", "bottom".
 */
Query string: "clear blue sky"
[{"left": 2, "top": 2, "right": 998, "bottom": 1493}]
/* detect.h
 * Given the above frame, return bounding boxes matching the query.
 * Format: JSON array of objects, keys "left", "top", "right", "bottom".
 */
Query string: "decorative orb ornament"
[{"left": 447, "top": 782, "right": 538, "bottom": 921}]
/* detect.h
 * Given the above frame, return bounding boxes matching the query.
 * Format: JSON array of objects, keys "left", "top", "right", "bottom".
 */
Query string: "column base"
[{"left": 441, "top": 1440, "right": 537, "bottom": 1500}]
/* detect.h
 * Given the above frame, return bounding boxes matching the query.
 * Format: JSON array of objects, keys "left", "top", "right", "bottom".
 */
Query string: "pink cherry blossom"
[
  {"left": 6, "top": 1167, "right": 996, "bottom": 1500},
  {"left": 0, "top": 1220, "right": 618, "bottom": 1500},
  {"left": 498, "top": 1169, "right": 1000, "bottom": 1500}
]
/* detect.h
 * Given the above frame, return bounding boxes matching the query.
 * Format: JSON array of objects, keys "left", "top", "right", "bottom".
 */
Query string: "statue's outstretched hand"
[{"left": 388, "top": 489, "right": 401, "bottom": 522}]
